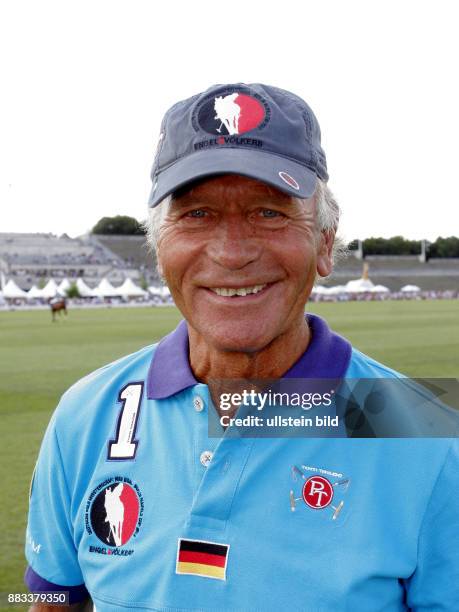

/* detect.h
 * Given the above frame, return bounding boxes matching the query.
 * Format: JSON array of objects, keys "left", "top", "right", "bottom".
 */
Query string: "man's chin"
[{"left": 195, "top": 321, "right": 278, "bottom": 354}]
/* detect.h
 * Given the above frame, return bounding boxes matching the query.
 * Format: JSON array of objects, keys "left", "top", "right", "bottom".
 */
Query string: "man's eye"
[
  {"left": 186, "top": 209, "right": 207, "bottom": 218},
  {"left": 260, "top": 209, "right": 283, "bottom": 218}
]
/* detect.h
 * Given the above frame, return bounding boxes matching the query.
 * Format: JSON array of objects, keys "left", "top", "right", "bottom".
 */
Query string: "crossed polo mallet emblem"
[{"left": 289, "top": 465, "right": 350, "bottom": 520}]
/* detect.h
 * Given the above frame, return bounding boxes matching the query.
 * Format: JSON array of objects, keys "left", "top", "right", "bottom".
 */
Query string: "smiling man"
[
  {"left": 156, "top": 174, "right": 334, "bottom": 382},
  {"left": 25, "top": 84, "right": 459, "bottom": 611}
]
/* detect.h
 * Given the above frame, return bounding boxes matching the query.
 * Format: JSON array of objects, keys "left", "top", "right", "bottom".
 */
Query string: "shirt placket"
[{"left": 186, "top": 383, "right": 256, "bottom": 538}]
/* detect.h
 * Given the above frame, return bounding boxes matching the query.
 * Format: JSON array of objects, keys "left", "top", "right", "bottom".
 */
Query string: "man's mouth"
[{"left": 208, "top": 283, "right": 269, "bottom": 297}]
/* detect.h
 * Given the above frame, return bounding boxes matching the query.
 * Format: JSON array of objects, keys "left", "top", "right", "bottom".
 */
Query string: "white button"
[
  {"left": 200, "top": 450, "right": 213, "bottom": 467},
  {"left": 193, "top": 396, "right": 204, "bottom": 412}
]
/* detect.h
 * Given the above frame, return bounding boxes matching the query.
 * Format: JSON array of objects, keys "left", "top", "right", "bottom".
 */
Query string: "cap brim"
[{"left": 148, "top": 148, "right": 317, "bottom": 207}]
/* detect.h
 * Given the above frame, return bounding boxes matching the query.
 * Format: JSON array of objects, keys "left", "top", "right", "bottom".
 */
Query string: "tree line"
[
  {"left": 92, "top": 215, "right": 144, "bottom": 235},
  {"left": 348, "top": 236, "right": 459, "bottom": 258}
]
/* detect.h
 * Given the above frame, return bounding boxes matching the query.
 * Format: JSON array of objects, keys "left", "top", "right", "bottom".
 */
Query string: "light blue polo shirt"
[{"left": 25, "top": 314, "right": 459, "bottom": 610}]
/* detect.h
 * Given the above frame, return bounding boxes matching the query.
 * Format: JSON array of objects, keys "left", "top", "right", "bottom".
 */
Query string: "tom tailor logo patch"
[{"left": 176, "top": 538, "right": 230, "bottom": 580}]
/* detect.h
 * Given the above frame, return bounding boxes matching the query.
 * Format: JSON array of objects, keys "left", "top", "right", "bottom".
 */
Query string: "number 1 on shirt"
[{"left": 108, "top": 383, "right": 143, "bottom": 460}]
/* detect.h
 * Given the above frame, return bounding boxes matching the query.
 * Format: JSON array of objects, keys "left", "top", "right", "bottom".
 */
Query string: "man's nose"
[{"left": 206, "top": 217, "right": 261, "bottom": 270}]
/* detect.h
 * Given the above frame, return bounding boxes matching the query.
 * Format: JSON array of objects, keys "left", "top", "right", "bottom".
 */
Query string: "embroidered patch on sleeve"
[{"left": 176, "top": 538, "right": 229, "bottom": 580}]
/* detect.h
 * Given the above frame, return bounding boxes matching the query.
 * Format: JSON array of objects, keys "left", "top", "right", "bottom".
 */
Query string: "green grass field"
[{"left": 0, "top": 300, "right": 458, "bottom": 609}]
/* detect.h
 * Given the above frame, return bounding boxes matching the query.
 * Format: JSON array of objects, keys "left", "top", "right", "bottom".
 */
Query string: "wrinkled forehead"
[{"left": 170, "top": 173, "right": 302, "bottom": 206}]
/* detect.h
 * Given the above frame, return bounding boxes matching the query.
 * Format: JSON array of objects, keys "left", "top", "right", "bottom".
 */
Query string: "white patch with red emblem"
[{"left": 278, "top": 171, "right": 300, "bottom": 190}]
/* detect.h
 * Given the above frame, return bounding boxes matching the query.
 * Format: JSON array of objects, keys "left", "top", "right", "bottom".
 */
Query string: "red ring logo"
[{"left": 302, "top": 476, "right": 334, "bottom": 509}]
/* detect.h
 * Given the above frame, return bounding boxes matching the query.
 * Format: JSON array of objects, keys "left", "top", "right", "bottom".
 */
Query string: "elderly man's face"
[{"left": 157, "top": 175, "right": 334, "bottom": 352}]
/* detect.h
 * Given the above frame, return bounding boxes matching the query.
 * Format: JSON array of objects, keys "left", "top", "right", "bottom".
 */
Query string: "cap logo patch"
[
  {"left": 194, "top": 88, "right": 270, "bottom": 136},
  {"left": 279, "top": 171, "right": 300, "bottom": 190}
]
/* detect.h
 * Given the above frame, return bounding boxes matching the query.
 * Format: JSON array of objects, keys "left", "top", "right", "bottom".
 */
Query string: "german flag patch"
[{"left": 176, "top": 538, "right": 229, "bottom": 580}]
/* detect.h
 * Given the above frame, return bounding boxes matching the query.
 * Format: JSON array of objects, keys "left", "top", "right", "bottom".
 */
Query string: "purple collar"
[{"left": 147, "top": 314, "right": 352, "bottom": 399}]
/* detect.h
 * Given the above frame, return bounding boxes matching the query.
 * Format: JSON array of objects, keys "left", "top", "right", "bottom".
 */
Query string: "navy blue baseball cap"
[{"left": 148, "top": 83, "right": 328, "bottom": 207}]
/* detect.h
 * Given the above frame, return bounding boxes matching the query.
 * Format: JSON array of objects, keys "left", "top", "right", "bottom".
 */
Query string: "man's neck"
[
  {"left": 188, "top": 318, "right": 311, "bottom": 382},
  {"left": 188, "top": 319, "right": 311, "bottom": 418}
]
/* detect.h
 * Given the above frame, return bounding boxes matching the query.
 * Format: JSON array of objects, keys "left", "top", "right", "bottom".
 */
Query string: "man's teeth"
[{"left": 211, "top": 284, "right": 267, "bottom": 297}]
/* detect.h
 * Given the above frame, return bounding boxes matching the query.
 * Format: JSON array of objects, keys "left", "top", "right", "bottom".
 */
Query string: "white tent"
[
  {"left": 311, "top": 285, "right": 330, "bottom": 294},
  {"left": 118, "top": 278, "right": 147, "bottom": 298},
  {"left": 2, "top": 279, "right": 27, "bottom": 298},
  {"left": 148, "top": 286, "right": 163, "bottom": 297},
  {"left": 27, "top": 285, "right": 44, "bottom": 299},
  {"left": 149, "top": 285, "right": 171, "bottom": 299},
  {"left": 92, "top": 278, "right": 121, "bottom": 298},
  {"left": 76, "top": 278, "right": 93, "bottom": 297},
  {"left": 41, "top": 279, "right": 59, "bottom": 298},
  {"left": 401, "top": 284, "right": 421, "bottom": 292},
  {"left": 327, "top": 285, "right": 348, "bottom": 295},
  {"left": 344, "top": 278, "right": 375, "bottom": 293},
  {"left": 370, "top": 284, "right": 390, "bottom": 293},
  {"left": 58, "top": 278, "right": 71, "bottom": 296}
]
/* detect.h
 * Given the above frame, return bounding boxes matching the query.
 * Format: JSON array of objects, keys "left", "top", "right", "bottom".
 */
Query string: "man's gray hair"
[{"left": 144, "top": 179, "right": 346, "bottom": 265}]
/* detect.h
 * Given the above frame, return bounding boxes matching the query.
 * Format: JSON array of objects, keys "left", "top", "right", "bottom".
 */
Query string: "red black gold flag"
[{"left": 176, "top": 538, "right": 229, "bottom": 580}]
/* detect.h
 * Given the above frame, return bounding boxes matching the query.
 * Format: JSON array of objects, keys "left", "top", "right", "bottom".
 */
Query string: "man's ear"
[
  {"left": 316, "top": 229, "right": 335, "bottom": 278},
  {"left": 156, "top": 250, "right": 165, "bottom": 280}
]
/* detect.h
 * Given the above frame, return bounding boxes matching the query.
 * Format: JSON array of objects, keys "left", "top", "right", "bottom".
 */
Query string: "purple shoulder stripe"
[{"left": 24, "top": 566, "right": 89, "bottom": 605}]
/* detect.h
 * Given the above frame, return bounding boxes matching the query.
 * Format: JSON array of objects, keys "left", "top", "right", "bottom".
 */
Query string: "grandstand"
[
  {"left": 93, "top": 235, "right": 159, "bottom": 281},
  {"left": 0, "top": 233, "right": 160, "bottom": 289}
]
